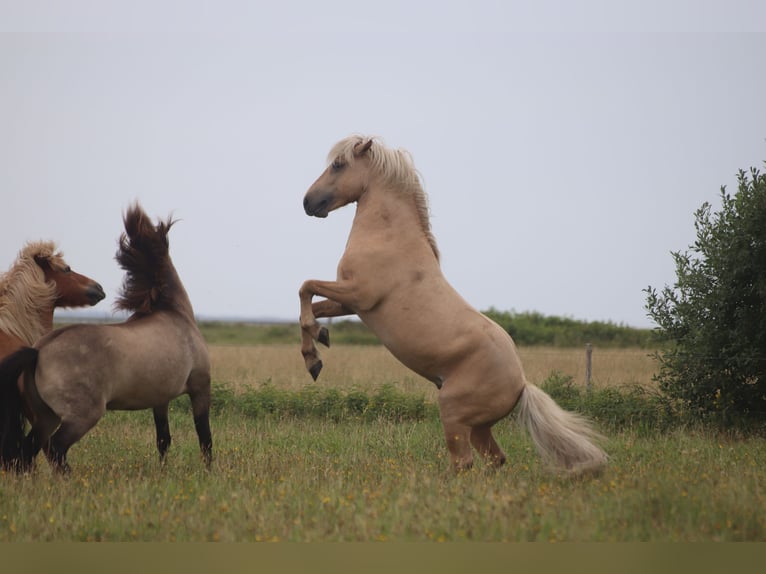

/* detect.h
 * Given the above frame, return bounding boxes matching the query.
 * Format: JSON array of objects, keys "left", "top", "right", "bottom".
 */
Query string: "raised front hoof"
[
  {"left": 317, "top": 326, "right": 330, "bottom": 347},
  {"left": 309, "top": 360, "right": 323, "bottom": 381}
]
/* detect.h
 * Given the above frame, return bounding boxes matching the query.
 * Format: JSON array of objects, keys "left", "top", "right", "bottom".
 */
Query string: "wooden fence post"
[{"left": 585, "top": 343, "right": 593, "bottom": 391}]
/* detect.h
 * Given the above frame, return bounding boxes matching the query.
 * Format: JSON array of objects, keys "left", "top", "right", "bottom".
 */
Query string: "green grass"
[{"left": 1, "top": 398, "right": 764, "bottom": 542}]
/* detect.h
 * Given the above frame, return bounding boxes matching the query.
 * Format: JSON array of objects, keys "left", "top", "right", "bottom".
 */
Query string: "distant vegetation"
[
  {"left": 196, "top": 320, "right": 379, "bottom": 346},
  {"left": 196, "top": 310, "right": 655, "bottom": 348},
  {"left": 482, "top": 309, "right": 655, "bottom": 348}
]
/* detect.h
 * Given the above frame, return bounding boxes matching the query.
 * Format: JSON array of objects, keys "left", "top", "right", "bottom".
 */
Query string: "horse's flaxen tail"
[
  {"left": 0, "top": 347, "right": 38, "bottom": 469},
  {"left": 516, "top": 383, "right": 607, "bottom": 475}
]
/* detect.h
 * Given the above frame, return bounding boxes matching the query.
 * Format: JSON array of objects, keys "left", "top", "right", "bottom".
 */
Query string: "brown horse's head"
[
  {"left": 303, "top": 137, "right": 375, "bottom": 218},
  {"left": 0, "top": 242, "right": 104, "bottom": 350},
  {"left": 33, "top": 250, "right": 106, "bottom": 308}
]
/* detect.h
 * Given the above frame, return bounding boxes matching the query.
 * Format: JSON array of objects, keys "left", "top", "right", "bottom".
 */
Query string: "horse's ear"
[
  {"left": 33, "top": 254, "right": 50, "bottom": 270},
  {"left": 354, "top": 139, "right": 373, "bottom": 156}
]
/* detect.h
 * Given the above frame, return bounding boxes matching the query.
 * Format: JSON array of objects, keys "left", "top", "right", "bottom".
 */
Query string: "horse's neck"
[
  {"left": 351, "top": 184, "right": 430, "bottom": 249},
  {"left": 164, "top": 265, "right": 196, "bottom": 320},
  {"left": 36, "top": 307, "right": 54, "bottom": 334},
  {"left": 0, "top": 295, "right": 52, "bottom": 345}
]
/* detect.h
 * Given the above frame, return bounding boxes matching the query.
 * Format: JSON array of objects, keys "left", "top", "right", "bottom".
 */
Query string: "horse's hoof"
[
  {"left": 309, "top": 360, "right": 323, "bottom": 381},
  {"left": 318, "top": 326, "right": 330, "bottom": 347}
]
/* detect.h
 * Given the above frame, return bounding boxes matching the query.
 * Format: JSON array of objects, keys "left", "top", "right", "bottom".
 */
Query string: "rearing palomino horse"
[
  {"left": 0, "top": 203, "right": 212, "bottom": 472},
  {"left": 0, "top": 242, "right": 105, "bottom": 466},
  {"left": 300, "top": 135, "right": 607, "bottom": 474}
]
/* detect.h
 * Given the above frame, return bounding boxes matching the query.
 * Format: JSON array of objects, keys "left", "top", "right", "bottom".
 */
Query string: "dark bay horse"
[
  {"left": 300, "top": 135, "right": 607, "bottom": 474},
  {"left": 0, "top": 204, "right": 212, "bottom": 472},
  {"left": 0, "top": 242, "right": 104, "bottom": 465}
]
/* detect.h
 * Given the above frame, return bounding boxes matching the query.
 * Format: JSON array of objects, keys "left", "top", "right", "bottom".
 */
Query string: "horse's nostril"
[{"left": 303, "top": 197, "right": 309, "bottom": 209}]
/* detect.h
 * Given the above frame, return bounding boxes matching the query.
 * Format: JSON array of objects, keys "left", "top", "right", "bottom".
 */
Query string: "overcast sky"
[{"left": 2, "top": 2, "right": 765, "bottom": 328}]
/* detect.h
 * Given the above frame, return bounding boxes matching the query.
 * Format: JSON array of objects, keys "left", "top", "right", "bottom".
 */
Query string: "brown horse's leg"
[
  {"left": 188, "top": 377, "right": 212, "bottom": 468},
  {"left": 470, "top": 425, "right": 507, "bottom": 468},
  {"left": 45, "top": 427, "right": 76, "bottom": 474},
  {"left": 44, "top": 414, "right": 102, "bottom": 474},
  {"left": 153, "top": 404, "right": 171, "bottom": 463},
  {"left": 19, "top": 429, "right": 45, "bottom": 472}
]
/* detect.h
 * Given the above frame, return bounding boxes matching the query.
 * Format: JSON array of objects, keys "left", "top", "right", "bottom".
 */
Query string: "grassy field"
[
  {"left": 1, "top": 341, "right": 764, "bottom": 542},
  {"left": 209, "top": 343, "right": 658, "bottom": 395}
]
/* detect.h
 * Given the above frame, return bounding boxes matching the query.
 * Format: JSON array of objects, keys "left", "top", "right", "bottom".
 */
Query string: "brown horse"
[
  {"left": 300, "top": 135, "right": 607, "bottom": 475},
  {"left": 0, "top": 241, "right": 105, "bottom": 359},
  {"left": 0, "top": 203, "right": 211, "bottom": 472},
  {"left": 0, "top": 242, "right": 104, "bottom": 465}
]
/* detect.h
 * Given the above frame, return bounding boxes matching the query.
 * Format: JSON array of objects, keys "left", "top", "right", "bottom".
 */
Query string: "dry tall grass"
[{"left": 210, "top": 344, "right": 658, "bottom": 399}]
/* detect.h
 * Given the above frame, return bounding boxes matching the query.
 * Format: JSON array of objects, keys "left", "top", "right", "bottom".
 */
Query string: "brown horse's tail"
[
  {"left": 516, "top": 383, "right": 607, "bottom": 475},
  {"left": 0, "top": 347, "right": 38, "bottom": 469}
]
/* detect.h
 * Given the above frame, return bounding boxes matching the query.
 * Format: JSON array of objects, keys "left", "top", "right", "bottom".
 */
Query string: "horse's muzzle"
[
  {"left": 87, "top": 283, "right": 107, "bottom": 305},
  {"left": 303, "top": 191, "right": 332, "bottom": 218}
]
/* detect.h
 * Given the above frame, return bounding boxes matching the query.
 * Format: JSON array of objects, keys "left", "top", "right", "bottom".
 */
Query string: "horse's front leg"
[
  {"left": 299, "top": 279, "right": 358, "bottom": 380},
  {"left": 153, "top": 404, "right": 171, "bottom": 464}
]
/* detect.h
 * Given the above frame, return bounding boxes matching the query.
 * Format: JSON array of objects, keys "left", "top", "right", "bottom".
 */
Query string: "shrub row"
[
  {"left": 166, "top": 374, "right": 763, "bottom": 435},
  {"left": 172, "top": 382, "right": 437, "bottom": 422}
]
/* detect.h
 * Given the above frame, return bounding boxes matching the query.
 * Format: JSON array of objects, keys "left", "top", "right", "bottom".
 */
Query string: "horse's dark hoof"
[
  {"left": 318, "top": 326, "right": 330, "bottom": 347},
  {"left": 309, "top": 360, "right": 323, "bottom": 381}
]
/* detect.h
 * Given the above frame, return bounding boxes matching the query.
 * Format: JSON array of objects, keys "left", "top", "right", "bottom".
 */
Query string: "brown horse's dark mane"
[{"left": 114, "top": 204, "right": 184, "bottom": 316}]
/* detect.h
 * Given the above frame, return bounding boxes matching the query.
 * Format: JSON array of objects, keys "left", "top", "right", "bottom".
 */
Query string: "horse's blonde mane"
[
  {"left": 0, "top": 241, "right": 60, "bottom": 344},
  {"left": 329, "top": 135, "right": 440, "bottom": 261}
]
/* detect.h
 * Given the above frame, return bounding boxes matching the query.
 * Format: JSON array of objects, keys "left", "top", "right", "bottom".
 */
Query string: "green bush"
[
  {"left": 537, "top": 371, "right": 679, "bottom": 434},
  {"left": 646, "top": 165, "right": 766, "bottom": 424}
]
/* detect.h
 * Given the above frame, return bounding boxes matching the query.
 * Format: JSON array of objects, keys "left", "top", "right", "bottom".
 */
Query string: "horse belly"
[
  {"left": 361, "top": 302, "right": 524, "bottom": 395},
  {"left": 358, "top": 310, "right": 468, "bottom": 383},
  {"left": 107, "top": 360, "right": 191, "bottom": 410}
]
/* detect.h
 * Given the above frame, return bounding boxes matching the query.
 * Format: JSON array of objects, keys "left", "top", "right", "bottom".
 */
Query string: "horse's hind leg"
[
  {"left": 17, "top": 430, "right": 44, "bottom": 473},
  {"left": 441, "top": 421, "right": 474, "bottom": 472},
  {"left": 44, "top": 426, "right": 77, "bottom": 473},
  {"left": 470, "top": 425, "right": 507, "bottom": 468},
  {"left": 19, "top": 403, "right": 63, "bottom": 472},
  {"left": 153, "top": 404, "right": 171, "bottom": 464},
  {"left": 44, "top": 415, "right": 101, "bottom": 474}
]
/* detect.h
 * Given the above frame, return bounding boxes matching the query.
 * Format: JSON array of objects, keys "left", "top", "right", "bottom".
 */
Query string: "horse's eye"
[
  {"left": 64, "top": 266, "right": 72, "bottom": 273},
  {"left": 331, "top": 160, "right": 345, "bottom": 172}
]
